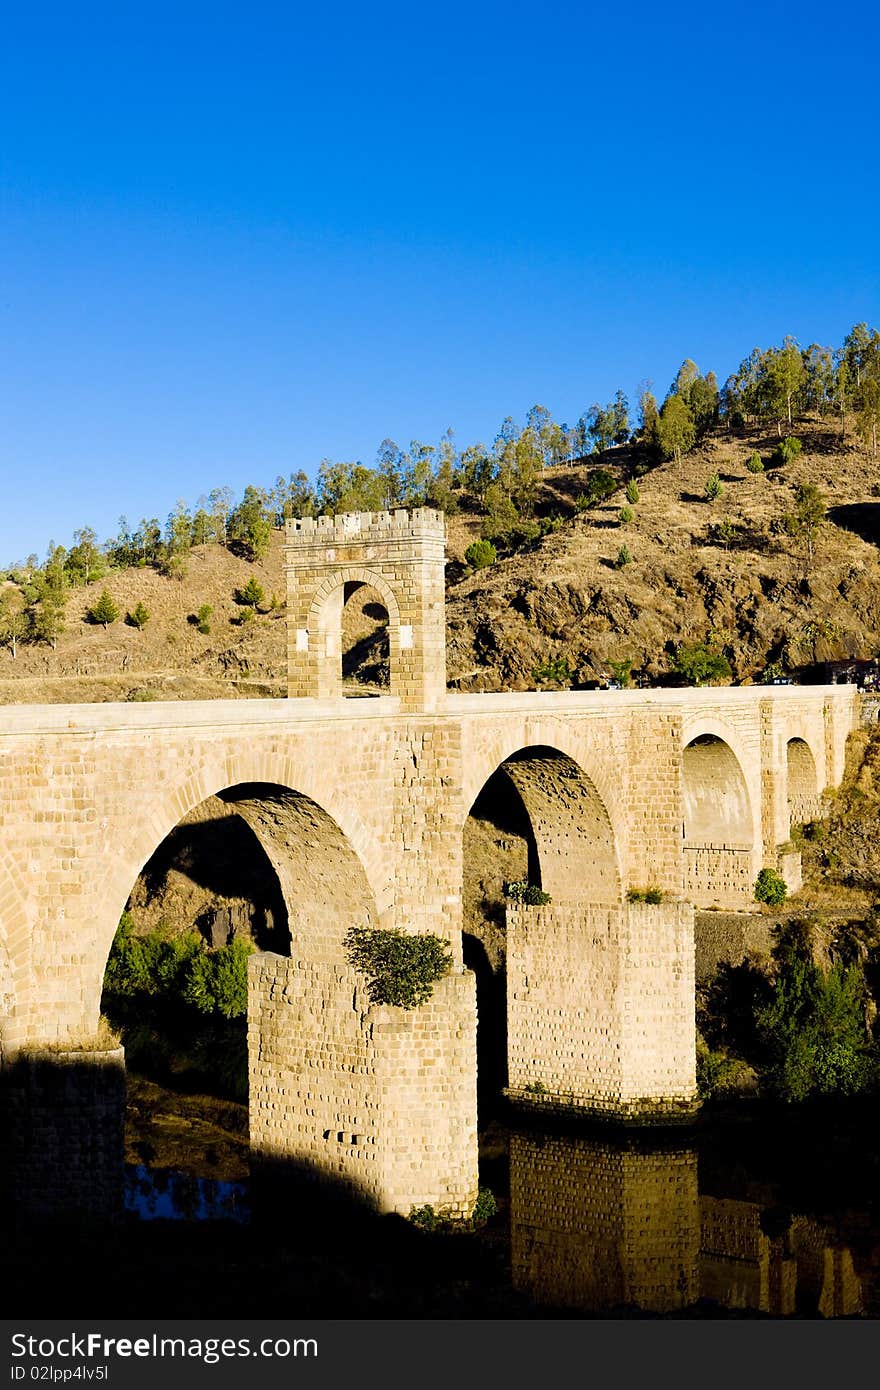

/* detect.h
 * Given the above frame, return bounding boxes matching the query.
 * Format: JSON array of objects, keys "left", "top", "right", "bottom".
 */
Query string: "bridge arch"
[
  {"left": 682, "top": 728, "right": 758, "bottom": 907},
  {"left": 308, "top": 568, "right": 402, "bottom": 699},
  {"left": 786, "top": 737, "right": 821, "bottom": 831},
  {"left": 461, "top": 722, "right": 624, "bottom": 874},
  {"left": 90, "top": 752, "right": 391, "bottom": 1043}
]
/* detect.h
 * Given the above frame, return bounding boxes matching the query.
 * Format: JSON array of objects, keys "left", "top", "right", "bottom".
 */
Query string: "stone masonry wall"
[
  {"left": 248, "top": 953, "right": 476, "bottom": 1215},
  {"left": 506, "top": 899, "right": 696, "bottom": 1119},
  {"left": 683, "top": 845, "right": 757, "bottom": 908}
]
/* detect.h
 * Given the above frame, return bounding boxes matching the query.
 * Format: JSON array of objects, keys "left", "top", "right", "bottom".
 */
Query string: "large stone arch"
[
  {"left": 682, "top": 726, "right": 758, "bottom": 908},
  {"left": 460, "top": 721, "right": 626, "bottom": 892},
  {"left": 95, "top": 747, "right": 394, "bottom": 1011},
  {"left": 467, "top": 744, "right": 621, "bottom": 905},
  {"left": 464, "top": 738, "right": 694, "bottom": 1120}
]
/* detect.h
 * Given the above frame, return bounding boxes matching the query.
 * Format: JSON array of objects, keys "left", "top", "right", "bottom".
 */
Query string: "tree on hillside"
[
  {"left": 856, "top": 371, "right": 880, "bottom": 458},
  {"left": 459, "top": 443, "right": 494, "bottom": 499},
  {"left": 801, "top": 344, "right": 835, "bottom": 417},
  {"left": 207, "top": 487, "right": 235, "bottom": 544},
  {"left": 227, "top": 485, "right": 273, "bottom": 559},
  {"left": 672, "top": 642, "right": 732, "bottom": 686},
  {"left": 237, "top": 576, "right": 265, "bottom": 610},
  {"left": 657, "top": 393, "right": 695, "bottom": 463},
  {"left": 32, "top": 593, "right": 66, "bottom": 649},
  {"left": 127, "top": 601, "right": 150, "bottom": 630},
  {"left": 66, "top": 527, "right": 104, "bottom": 586},
  {"left": 766, "top": 337, "right": 805, "bottom": 431},
  {"left": 88, "top": 589, "right": 119, "bottom": 629},
  {"left": 783, "top": 483, "right": 826, "bottom": 568},
  {"left": 0, "top": 586, "right": 27, "bottom": 657}
]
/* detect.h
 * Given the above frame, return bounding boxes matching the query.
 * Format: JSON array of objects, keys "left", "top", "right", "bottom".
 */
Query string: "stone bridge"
[{"left": 0, "top": 508, "right": 860, "bottom": 1218}]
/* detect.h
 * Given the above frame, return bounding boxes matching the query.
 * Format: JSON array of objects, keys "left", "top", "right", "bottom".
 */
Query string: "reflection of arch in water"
[
  {"left": 510, "top": 1129, "right": 700, "bottom": 1313},
  {"left": 682, "top": 732, "right": 757, "bottom": 907}
]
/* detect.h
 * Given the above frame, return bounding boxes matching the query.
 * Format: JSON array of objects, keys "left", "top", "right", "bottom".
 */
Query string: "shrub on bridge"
[
  {"left": 754, "top": 867, "right": 788, "bottom": 906},
  {"left": 344, "top": 925, "right": 452, "bottom": 1009},
  {"left": 504, "top": 880, "right": 552, "bottom": 906},
  {"left": 626, "top": 886, "right": 665, "bottom": 904}
]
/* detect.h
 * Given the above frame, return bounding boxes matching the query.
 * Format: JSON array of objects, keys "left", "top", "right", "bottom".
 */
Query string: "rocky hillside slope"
[{"left": 2, "top": 416, "right": 879, "bottom": 702}]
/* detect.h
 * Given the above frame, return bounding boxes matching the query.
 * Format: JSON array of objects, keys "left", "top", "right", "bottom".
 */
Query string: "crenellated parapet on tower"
[{"left": 283, "top": 507, "right": 447, "bottom": 711}]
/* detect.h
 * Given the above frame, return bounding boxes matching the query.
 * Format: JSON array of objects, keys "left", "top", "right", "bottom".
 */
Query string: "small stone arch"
[
  {"left": 787, "top": 737, "right": 821, "bottom": 830},
  {"left": 308, "top": 568, "right": 400, "bottom": 698},
  {"left": 682, "top": 731, "right": 757, "bottom": 907}
]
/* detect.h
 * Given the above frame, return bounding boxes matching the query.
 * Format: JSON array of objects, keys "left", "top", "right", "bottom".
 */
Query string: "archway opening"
[
  {"left": 683, "top": 734, "right": 754, "bottom": 910},
  {"left": 341, "top": 581, "right": 390, "bottom": 695},
  {"left": 787, "top": 738, "right": 819, "bottom": 832},
  {"left": 100, "top": 781, "right": 378, "bottom": 1193},
  {"left": 683, "top": 735, "right": 752, "bottom": 847},
  {"left": 462, "top": 746, "right": 620, "bottom": 1115}
]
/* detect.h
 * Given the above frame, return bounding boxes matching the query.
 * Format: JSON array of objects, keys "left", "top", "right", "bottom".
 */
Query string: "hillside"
[
  {"left": 1, "top": 416, "right": 879, "bottom": 702},
  {"left": 444, "top": 418, "right": 880, "bottom": 690}
]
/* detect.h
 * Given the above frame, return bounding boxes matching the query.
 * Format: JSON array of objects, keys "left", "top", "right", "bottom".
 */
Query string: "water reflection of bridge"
[{"left": 510, "top": 1130, "right": 868, "bottom": 1317}]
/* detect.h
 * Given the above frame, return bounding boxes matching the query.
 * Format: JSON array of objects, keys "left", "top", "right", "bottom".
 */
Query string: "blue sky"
[{"left": 2, "top": 1, "right": 878, "bottom": 562}]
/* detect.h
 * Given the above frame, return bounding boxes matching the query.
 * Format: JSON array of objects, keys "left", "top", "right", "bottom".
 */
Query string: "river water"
[{"left": 122, "top": 1110, "right": 880, "bottom": 1318}]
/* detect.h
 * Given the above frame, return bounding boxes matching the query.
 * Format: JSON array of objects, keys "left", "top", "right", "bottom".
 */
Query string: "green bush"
[
  {"left": 755, "top": 945, "right": 877, "bottom": 1101},
  {"left": 126, "top": 601, "right": 150, "bottom": 629},
  {"left": 409, "top": 1205, "right": 439, "bottom": 1231},
  {"left": 532, "top": 655, "right": 572, "bottom": 687},
  {"left": 704, "top": 472, "right": 723, "bottom": 501},
  {"left": 608, "top": 658, "right": 633, "bottom": 687},
  {"left": 625, "top": 479, "right": 640, "bottom": 505},
  {"left": 236, "top": 576, "right": 265, "bottom": 609},
  {"left": 627, "top": 886, "right": 665, "bottom": 904},
  {"left": 619, "top": 506, "right": 633, "bottom": 525},
  {"left": 754, "top": 867, "right": 788, "bottom": 906},
  {"left": 746, "top": 451, "right": 764, "bottom": 474},
  {"left": 344, "top": 925, "right": 452, "bottom": 1009},
  {"left": 196, "top": 603, "right": 213, "bottom": 635},
  {"left": 672, "top": 642, "right": 732, "bottom": 686},
  {"left": 182, "top": 936, "right": 254, "bottom": 1019},
  {"left": 464, "top": 539, "right": 497, "bottom": 569},
  {"left": 472, "top": 1187, "right": 497, "bottom": 1223},
  {"left": 615, "top": 543, "right": 632, "bottom": 568},
  {"left": 87, "top": 589, "right": 119, "bottom": 628},
  {"left": 103, "top": 914, "right": 253, "bottom": 1019},
  {"left": 696, "top": 1043, "right": 742, "bottom": 1099},
  {"left": 771, "top": 436, "right": 803, "bottom": 466},
  {"left": 505, "top": 880, "right": 552, "bottom": 905},
  {"left": 575, "top": 467, "right": 617, "bottom": 511}
]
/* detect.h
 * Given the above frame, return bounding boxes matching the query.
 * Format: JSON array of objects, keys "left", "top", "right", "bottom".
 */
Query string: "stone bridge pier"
[{"left": 0, "top": 507, "right": 860, "bottom": 1219}]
